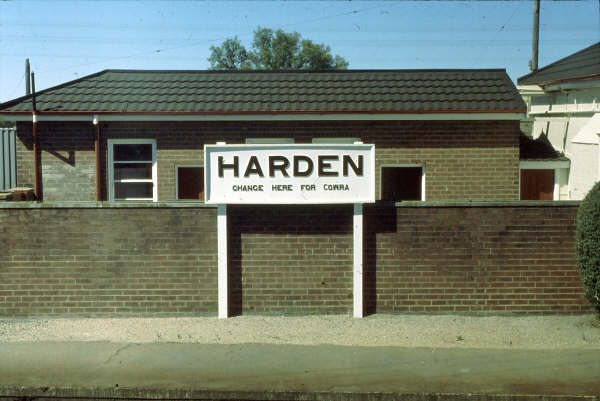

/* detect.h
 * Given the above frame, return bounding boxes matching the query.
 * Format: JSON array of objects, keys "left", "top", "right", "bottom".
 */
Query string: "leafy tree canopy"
[
  {"left": 208, "top": 27, "right": 348, "bottom": 70},
  {"left": 576, "top": 181, "right": 600, "bottom": 313}
]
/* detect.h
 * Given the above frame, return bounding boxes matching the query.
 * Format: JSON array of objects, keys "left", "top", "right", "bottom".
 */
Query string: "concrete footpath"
[{"left": 1, "top": 342, "right": 599, "bottom": 401}]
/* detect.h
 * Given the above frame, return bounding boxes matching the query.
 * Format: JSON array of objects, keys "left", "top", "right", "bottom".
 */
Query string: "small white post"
[
  {"left": 217, "top": 204, "right": 228, "bottom": 319},
  {"left": 353, "top": 203, "right": 364, "bottom": 318},
  {"left": 553, "top": 168, "right": 560, "bottom": 200}
]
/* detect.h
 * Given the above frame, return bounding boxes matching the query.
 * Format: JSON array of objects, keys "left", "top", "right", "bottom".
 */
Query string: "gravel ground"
[{"left": 1, "top": 314, "right": 599, "bottom": 349}]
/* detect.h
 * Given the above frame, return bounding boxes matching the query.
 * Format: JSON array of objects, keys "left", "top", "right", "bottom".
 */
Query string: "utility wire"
[
  {"left": 475, "top": 1, "right": 523, "bottom": 67},
  {"left": 5, "top": 72, "right": 26, "bottom": 100},
  {"left": 35, "top": 3, "right": 395, "bottom": 75}
]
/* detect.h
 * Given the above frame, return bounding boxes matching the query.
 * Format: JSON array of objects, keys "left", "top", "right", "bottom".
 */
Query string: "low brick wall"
[
  {"left": 0, "top": 204, "right": 218, "bottom": 316},
  {"left": 229, "top": 206, "right": 353, "bottom": 314},
  {"left": 0, "top": 202, "right": 592, "bottom": 317},
  {"left": 365, "top": 203, "right": 590, "bottom": 313}
]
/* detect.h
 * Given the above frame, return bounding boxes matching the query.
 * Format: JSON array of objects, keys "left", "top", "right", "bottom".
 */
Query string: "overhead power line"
[{"left": 34, "top": 3, "right": 396, "bottom": 75}]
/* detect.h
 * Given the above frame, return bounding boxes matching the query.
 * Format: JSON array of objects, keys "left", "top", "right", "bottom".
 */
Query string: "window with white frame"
[
  {"left": 380, "top": 165, "right": 425, "bottom": 201},
  {"left": 108, "top": 139, "right": 157, "bottom": 201}
]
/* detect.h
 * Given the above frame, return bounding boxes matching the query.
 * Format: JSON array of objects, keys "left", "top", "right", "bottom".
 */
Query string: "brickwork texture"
[
  {"left": 0, "top": 207, "right": 218, "bottom": 316},
  {"left": 0, "top": 204, "right": 592, "bottom": 317},
  {"left": 16, "top": 120, "right": 520, "bottom": 202}
]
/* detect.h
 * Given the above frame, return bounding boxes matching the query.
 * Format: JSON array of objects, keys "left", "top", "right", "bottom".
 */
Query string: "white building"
[{"left": 518, "top": 42, "right": 600, "bottom": 200}]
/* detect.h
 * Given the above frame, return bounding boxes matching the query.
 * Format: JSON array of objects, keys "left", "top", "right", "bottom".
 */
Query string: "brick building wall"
[
  {"left": 0, "top": 203, "right": 591, "bottom": 317},
  {"left": 16, "top": 120, "right": 520, "bottom": 202},
  {"left": 16, "top": 122, "right": 97, "bottom": 201}
]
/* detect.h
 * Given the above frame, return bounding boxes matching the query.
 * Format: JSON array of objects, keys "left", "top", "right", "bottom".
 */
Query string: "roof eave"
[
  {"left": 520, "top": 73, "right": 600, "bottom": 88},
  {"left": 0, "top": 110, "right": 526, "bottom": 122}
]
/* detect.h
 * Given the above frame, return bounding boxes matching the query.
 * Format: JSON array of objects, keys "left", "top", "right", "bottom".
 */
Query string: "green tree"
[
  {"left": 208, "top": 27, "right": 348, "bottom": 70},
  {"left": 576, "top": 181, "right": 600, "bottom": 313},
  {"left": 208, "top": 37, "right": 252, "bottom": 70}
]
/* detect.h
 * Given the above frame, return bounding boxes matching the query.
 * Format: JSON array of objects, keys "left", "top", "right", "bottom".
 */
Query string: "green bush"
[{"left": 576, "top": 181, "right": 600, "bottom": 312}]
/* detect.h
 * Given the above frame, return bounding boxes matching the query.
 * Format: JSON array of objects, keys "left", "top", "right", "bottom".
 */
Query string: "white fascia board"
[
  {"left": 0, "top": 112, "right": 525, "bottom": 122},
  {"left": 528, "top": 106, "right": 600, "bottom": 116},
  {"left": 529, "top": 109, "right": 600, "bottom": 116},
  {"left": 544, "top": 79, "right": 600, "bottom": 92},
  {"left": 520, "top": 160, "right": 570, "bottom": 169},
  {"left": 517, "top": 84, "right": 545, "bottom": 96}
]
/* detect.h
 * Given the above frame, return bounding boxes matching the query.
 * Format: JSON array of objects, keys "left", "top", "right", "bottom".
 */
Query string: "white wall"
[
  {"left": 569, "top": 143, "right": 599, "bottom": 200},
  {"left": 523, "top": 83, "right": 600, "bottom": 200}
]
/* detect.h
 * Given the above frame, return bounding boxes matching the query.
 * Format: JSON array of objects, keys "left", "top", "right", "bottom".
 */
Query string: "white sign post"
[{"left": 205, "top": 143, "right": 375, "bottom": 319}]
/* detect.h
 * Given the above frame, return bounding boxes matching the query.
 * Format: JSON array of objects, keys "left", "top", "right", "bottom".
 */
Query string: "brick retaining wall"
[
  {"left": 0, "top": 202, "right": 592, "bottom": 317},
  {"left": 0, "top": 205, "right": 218, "bottom": 316},
  {"left": 229, "top": 206, "right": 353, "bottom": 314},
  {"left": 365, "top": 204, "right": 590, "bottom": 313}
]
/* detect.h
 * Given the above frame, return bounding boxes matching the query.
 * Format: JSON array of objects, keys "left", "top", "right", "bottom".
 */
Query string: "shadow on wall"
[
  {"left": 225, "top": 204, "right": 397, "bottom": 316},
  {"left": 226, "top": 205, "right": 357, "bottom": 315},
  {"left": 365, "top": 204, "right": 397, "bottom": 315}
]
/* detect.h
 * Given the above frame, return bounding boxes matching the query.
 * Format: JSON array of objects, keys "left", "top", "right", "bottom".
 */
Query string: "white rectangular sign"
[{"left": 204, "top": 143, "right": 375, "bottom": 204}]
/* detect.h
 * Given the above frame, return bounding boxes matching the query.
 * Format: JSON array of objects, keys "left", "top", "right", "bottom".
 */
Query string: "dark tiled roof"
[
  {"left": 519, "top": 132, "right": 569, "bottom": 161},
  {"left": 518, "top": 42, "right": 600, "bottom": 86},
  {"left": 0, "top": 69, "right": 525, "bottom": 114}
]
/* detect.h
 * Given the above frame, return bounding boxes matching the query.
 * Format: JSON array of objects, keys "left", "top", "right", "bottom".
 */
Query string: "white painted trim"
[
  {"left": 528, "top": 108, "right": 600, "bottom": 116},
  {"left": 379, "top": 164, "right": 426, "bottom": 201},
  {"left": 175, "top": 165, "right": 204, "bottom": 201},
  {"left": 553, "top": 168, "right": 560, "bottom": 201},
  {"left": 1, "top": 112, "right": 525, "bottom": 122},
  {"left": 544, "top": 79, "right": 600, "bottom": 92},
  {"left": 516, "top": 84, "right": 545, "bottom": 96},
  {"left": 312, "top": 138, "right": 362, "bottom": 144},
  {"left": 519, "top": 160, "right": 570, "bottom": 169},
  {"left": 518, "top": 162, "right": 570, "bottom": 200},
  {"left": 217, "top": 204, "right": 228, "bottom": 319},
  {"left": 107, "top": 139, "right": 157, "bottom": 202},
  {"left": 353, "top": 203, "right": 364, "bottom": 318}
]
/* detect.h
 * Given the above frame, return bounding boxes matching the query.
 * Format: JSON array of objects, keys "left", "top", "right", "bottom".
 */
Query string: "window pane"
[
  {"left": 114, "top": 144, "right": 152, "bottom": 161},
  {"left": 114, "top": 163, "right": 152, "bottom": 180},
  {"left": 114, "top": 182, "right": 153, "bottom": 199},
  {"left": 382, "top": 167, "right": 422, "bottom": 201},
  {"left": 178, "top": 167, "right": 204, "bottom": 200}
]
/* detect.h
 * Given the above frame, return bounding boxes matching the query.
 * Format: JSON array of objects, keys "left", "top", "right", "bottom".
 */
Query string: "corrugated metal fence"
[{"left": 0, "top": 128, "right": 17, "bottom": 191}]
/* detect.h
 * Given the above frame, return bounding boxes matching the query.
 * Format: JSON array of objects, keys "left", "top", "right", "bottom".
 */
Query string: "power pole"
[
  {"left": 530, "top": 0, "right": 540, "bottom": 72},
  {"left": 25, "top": 59, "right": 31, "bottom": 95}
]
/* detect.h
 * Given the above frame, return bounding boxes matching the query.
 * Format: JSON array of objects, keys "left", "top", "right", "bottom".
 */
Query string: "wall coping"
[
  {"left": 388, "top": 200, "right": 580, "bottom": 208},
  {"left": 0, "top": 201, "right": 219, "bottom": 209},
  {"left": 0, "top": 200, "right": 580, "bottom": 209}
]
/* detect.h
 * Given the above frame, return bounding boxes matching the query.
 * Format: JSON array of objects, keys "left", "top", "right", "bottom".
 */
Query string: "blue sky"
[{"left": 1, "top": 0, "right": 598, "bottom": 103}]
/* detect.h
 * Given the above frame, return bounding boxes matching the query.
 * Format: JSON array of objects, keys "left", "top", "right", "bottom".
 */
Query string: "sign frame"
[{"left": 204, "top": 143, "right": 375, "bottom": 204}]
